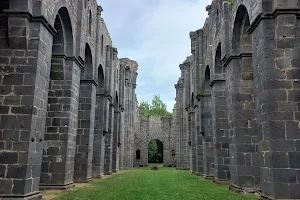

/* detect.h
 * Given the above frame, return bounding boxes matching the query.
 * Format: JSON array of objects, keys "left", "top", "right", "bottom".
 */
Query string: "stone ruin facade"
[
  {"left": 1, "top": 0, "right": 300, "bottom": 200},
  {"left": 0, "top": 0, "right": 137, "bottom": 199},
  {"left": 175, "top": 0, "right": 300, "bottom": 199},
  {"left": 134, "top": 116, "right": 176, "bottom": 167}
]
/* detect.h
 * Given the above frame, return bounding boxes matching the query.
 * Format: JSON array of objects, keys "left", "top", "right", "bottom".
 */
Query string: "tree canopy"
[
  {"left": 148, "top": 140, "right": 163, "bottom": 163},
  {"left": 139, "top": 95, "right": 173, "bottom": 117}
]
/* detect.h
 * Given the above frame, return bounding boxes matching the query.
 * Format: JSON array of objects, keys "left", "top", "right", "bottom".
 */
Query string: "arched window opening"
[
  {"left": 148, "top": 140, "right": 163, "bottom": 164},
  {"left": 82, "top": 44, "right": 93, "bottom": 79},
  {"left": 232, "top": 5, "right": 252, "bottom": 54},
  {"left": 136, "top": 150, "right": 141, "bottom": 160},
  {"left": 204, "top": 66, "right": 211, "bottom": 90},
  {"left": 98, "top": 65, "right": 104, "bottom": 88},
  {"left": 101, "top": 35, "right": 104, "bottom": 56},
  {"left": 115, "top": 91, "right": 119, "bottom": 108},
  {"left": 215, "top": 43, "right": 222, "bottom": 75},
  {"left": 215, "top": 7, "right": 220, "bottom": 36},
  {"left": 171, "top": 150, "right": 176, "bottom": 161},
  {"left": 52, "top": 15, "right": 65, "bottom": 55},
  {"left": 89, "top": 10, "right": 92, "bottom": 36}
]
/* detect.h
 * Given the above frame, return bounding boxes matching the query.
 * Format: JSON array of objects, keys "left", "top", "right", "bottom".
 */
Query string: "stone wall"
[
  {"left": 175, "top": 0, "right": 300, "bottom": 199},
  {"left": 134, "top": 116, "right": 176, "bottom": 167},
  {"left": 0, "top": 0, "right": 137, "bottom": 199}
]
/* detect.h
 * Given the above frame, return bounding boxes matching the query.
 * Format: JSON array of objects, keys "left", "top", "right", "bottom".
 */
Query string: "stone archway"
[
  {"left": 134, "top": 116, "right": 176, "bottom": 167},
  {"left": 148, "top": 139, "right": 163, "bottom": 164}
]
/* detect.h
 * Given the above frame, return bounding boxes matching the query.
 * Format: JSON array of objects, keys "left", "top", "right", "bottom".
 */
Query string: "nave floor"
[{"left": 43, "top": 165, "right": 257, "bottom": 200}]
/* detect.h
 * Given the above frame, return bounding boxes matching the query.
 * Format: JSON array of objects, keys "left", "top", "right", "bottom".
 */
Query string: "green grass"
[{"left": 56, "top": 165, "right": 258, "bottom": 200}]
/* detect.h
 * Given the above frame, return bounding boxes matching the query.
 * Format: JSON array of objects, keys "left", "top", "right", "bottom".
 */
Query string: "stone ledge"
[
  {"left": 229, "top": 184, "right": 260, "bottom": 195},
  {"left": 213, "top": 179, "right": 230, "bottom": 185},
  {"left": 39, "top": 183, "right": 75, "bottom": 191},
  {"left": 1, "top": 192, "right": 42, "bottom": 200},
  {"left": 74, "top": 178, "right": 92, "bottom": 184}
]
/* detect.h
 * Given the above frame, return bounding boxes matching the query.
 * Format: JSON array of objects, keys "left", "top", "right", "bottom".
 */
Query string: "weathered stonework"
[
  {"left": 175, "top": 0, "right": 300, "bottom": 199},
  {"left": 134, "top": 116, "right": 176, "bottom": 167},
  {"left": 0, "top": 0, "right": 137, "bottom": 199}
]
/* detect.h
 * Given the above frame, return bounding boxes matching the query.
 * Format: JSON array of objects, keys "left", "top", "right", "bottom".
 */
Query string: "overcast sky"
[{"left": 97, "top": 0, "right": 211, "bottom": 111}]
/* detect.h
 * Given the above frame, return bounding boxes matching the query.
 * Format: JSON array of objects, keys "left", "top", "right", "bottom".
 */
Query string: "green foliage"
[
  {"left": 56, "top": 167, "right": 257, "bottom": 200},
  {"left": 139, "top": 95, "right": 173, "bottom": 117},
  {"left": 148, "top": 140, "right": 158, "bottom": 162},
  {"left": 148, "top": 140, "right": 163, "bottom": 163},
  {"left": 228, "top": 0, "right": 235, "bottom": 7}
]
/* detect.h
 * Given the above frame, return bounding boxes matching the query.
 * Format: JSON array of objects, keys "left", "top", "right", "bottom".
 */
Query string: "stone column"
[
  {"left": 201, "top": 94, "right": 214, "bottom": 179},
  {"left": 74, "top": 81, "right": 96, "bottom": 183},
  {"left": 195, "top": 103, "right": 204, "bottom": 175},
  {"left": 0, "top": 10, "right": 53, "bottom": 199},
  {"left": 40, "top": 58, "right": 81, "bottom": 190},
  {"left": 112, "top": 110, "right": 120, "bottom": 173},
  {"left": 210, "top": 80, "right": 230, "bottom": 183},
  {"left": 92, "top": 92, "right": 105, "bottom": 178},
  {"left": 104, "top": 104, "right": 114, "bottom": 175},
  {"left": 251, "top": 3, "right": 300, "bottom": 198},
  {"left": 226, "top": 56, "right": 259, "bottom": 191},
  {"left": 175, "top": 83, "right": 182, "bottom": 169},
  {"left": 189, "top": 109, "right": 197, "bottom": 174}
]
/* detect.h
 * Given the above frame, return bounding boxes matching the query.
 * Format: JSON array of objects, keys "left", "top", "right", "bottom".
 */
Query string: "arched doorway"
[{"left": 148, "top": 140, "right": 163, "bottom": 164}]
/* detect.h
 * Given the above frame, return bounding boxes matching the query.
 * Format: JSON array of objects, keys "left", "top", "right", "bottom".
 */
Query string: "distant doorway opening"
[{"left": 148, "top": 140, "right": 163, "bottom": 163}]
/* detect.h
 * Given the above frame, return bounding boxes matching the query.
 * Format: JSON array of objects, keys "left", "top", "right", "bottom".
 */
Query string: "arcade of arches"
[{"left": 0, "top": 0, "right": 299, "bottom": 200}]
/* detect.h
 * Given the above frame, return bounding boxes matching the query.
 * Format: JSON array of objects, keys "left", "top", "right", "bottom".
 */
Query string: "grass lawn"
[{"left": 51, "top": 165, "right": 258, "bottom": 200}]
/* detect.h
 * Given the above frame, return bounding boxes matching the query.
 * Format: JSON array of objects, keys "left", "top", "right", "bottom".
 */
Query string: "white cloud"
[{"left": 97, "top": 0, "right": 211, "bottom": 111}]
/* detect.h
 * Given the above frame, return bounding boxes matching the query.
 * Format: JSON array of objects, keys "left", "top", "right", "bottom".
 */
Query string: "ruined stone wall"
[
  {"left": 134, "top": 116, "right": 176, "bottom": 167},
  {"left": 175, "top": 0, "right": 300, "bottom": 199},
  {"left": 0, "top": 0, "right": 137, "bottom": 199}
]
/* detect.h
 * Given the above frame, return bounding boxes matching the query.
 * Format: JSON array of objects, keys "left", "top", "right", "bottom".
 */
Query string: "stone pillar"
[
  {"left": 74, "top": 81, "right": 96, "bottom": 183},
  {"left": 201, "top": 94, "right": 214, "bottom": 179},
  {"left": 195, "top": 103, "right": 204, "bottom": 175},
  {"left": 210, "top": 80, "right": 230, "bottom": 183},
  {"left": 118, "top": 109, "right": 125, "bottom": 169},
  {"left": 251, "top": 3, "right": 300, "bottom": 198},
  {"left": 112, "top": 110, "right": 120, "bottom": 173},
  {"left": 175, "top": 82, "right": 182, "bottom": 169},
  {"left": 181, "top": 105, "right": 189, "bottom": 169},
  {"left": 104, "top": 104, "right": 114, "bottom": 175},
  {"left": 92, "top": 93, "right": 105, "bottom": 178},
  {"left": 226, "top": 56, "right": 259, "bottom": 191},
  {"left": 0, "top": 10, "right": 53, "bottom": 199},
  {"left": 40, "top": 58, "right": 80, "bottom": 190},
  {"left": 189, "top": 109, "right": 197, "bottom": 173}
]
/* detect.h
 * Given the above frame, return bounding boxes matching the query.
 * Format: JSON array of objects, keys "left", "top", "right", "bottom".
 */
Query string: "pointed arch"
[
  {"left": 98, "top": 64, "right": 105, "bottom": 89},
  {"left": 232, "top": 5, "right": 251, "bottom": 54},
  {"left": 204, "top": 66, "right": 211, "bottom": 90},
  {"left": 82, "top": 43, "right": 93, "bottom": 79},
  {"left": 56, "top": 7, "right": 73, "bottom": 56},
  {"left": 101, "top": 35, "right": 104, "bottom": 56},
  {"left": 215, "top": 43, "right": 222, "bottom": 75},
  {"left": 115, "top": 91, "right": 119, "bottom": 108},
  {"left": 191, "top": 92, "right": 194, "bottom": 107},
  {"left": 89, "top": 10, "right": 92, "bottom": 36}
]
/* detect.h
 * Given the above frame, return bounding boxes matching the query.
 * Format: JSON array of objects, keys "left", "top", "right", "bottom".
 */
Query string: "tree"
[
  {"left": 148, "top": 140, "right": 163, "bottom": 163},
  {"left": 139, "top": 95, "right": 173, "bottom": 117},
  {"left": 139, "top": 101, "right": 151, "bottom": 116},
  {"left": 148, "top": 140, "right": 158, "bottom": 163}
]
